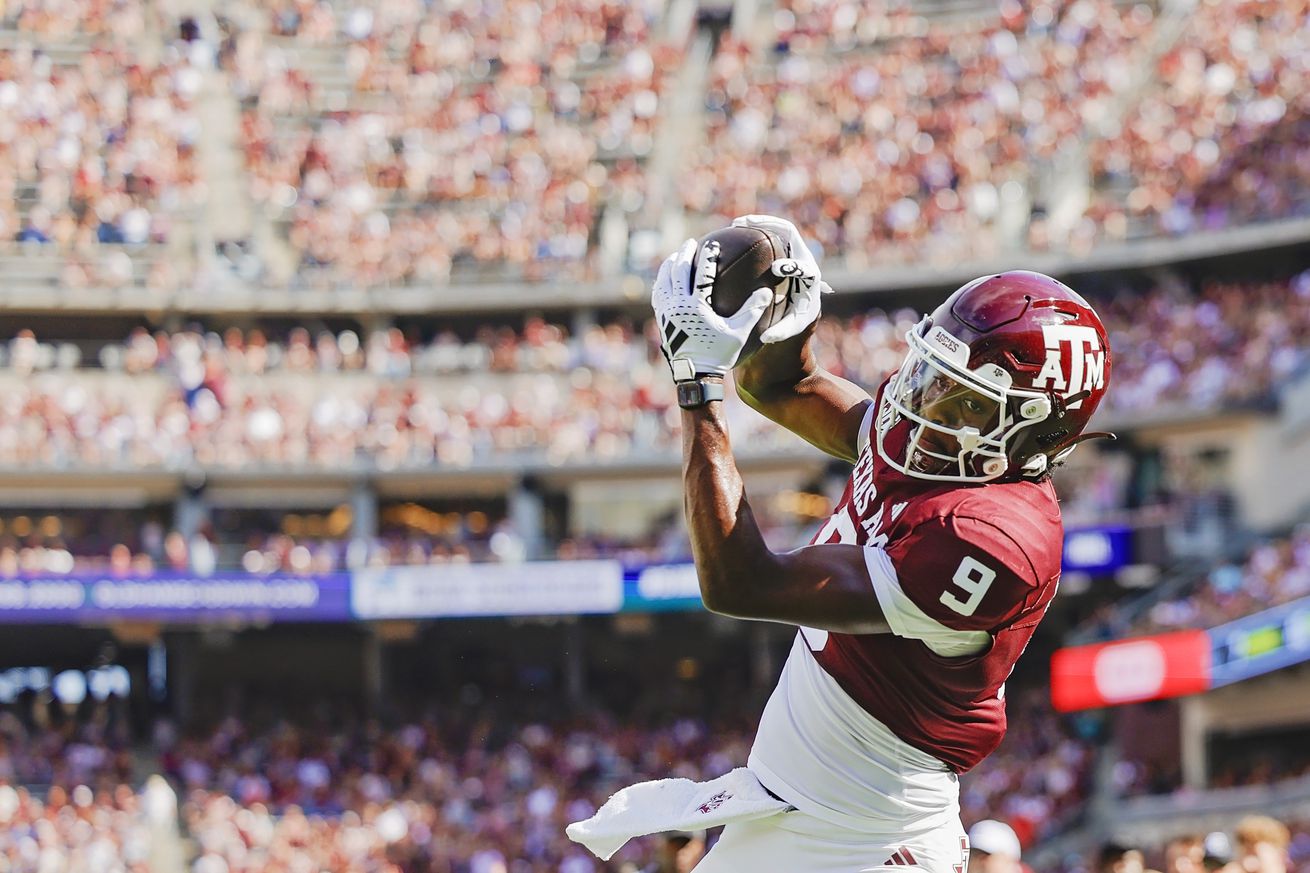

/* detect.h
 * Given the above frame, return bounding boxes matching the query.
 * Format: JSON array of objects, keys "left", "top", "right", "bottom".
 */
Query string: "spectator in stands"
[
  {"left": 4, "top": 268, "right": 1304, "bottom": 578},
  {"left": 0, "top": 782, "right": 154, "bottom": 873},
  {"left": 0, "top": 44, "right": 202, "bottom": 291},
  {"left": 1204, "top": 831, "right": 1236, "bottom": 873},
  {"left": 2, "top": 0, "right": 1306, "bottom": 291},
  {"left": 683, "top": 0, "right": 1156, "bottom": 268},
  {"left": 1087, "top": 0, "right": 1309, "bottom": 239},
  {"left": 644, "top": 829, "right": 707, "bottom": 873},
  {"left": 0, "top": 688, "right": 1305, "bottom": 871},
  {"left": 1100, "top": 842, "right": 1149, "bottom": 873},
  {"left": 1139, "top": 523, "right": 1310, "bottom": 638},
  {"left": 1236, "top": 817, "right": 1292, "bottom": 873},
  {"left": 15, "top": 209, "right": 51, "bottom": 244},
  {"left": 1164, "top": 834, "right": 1207, "bottom": 873},
  {"left": 223, "top": 0, "right": 678, "bottom": 287},
  {"left": 165, "top": 711, "right": 755, "bottom": 871},
  {"left": 968, "top": 819, "right": 1024, "bottom": 873}
]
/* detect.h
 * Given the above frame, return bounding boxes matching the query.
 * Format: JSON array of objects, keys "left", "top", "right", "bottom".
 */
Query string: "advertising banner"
[
  {"left": 0, "top": 574, "right": 352, "bottom": 624},
  {"left": 1050, "top": 629, "right": 1212, "bottom": 712},
  {"left": 1209, "top": 596, "right": 1310, "bottom": 687},
  {"left": 351, "top": 560, "right": 625, "bottom": 619},
  {"left": 625, "top": 563, "right": 704, "bottom": 612},
  {"left": 1062, "top": 525, "right": 1133, "bottom": 574}
]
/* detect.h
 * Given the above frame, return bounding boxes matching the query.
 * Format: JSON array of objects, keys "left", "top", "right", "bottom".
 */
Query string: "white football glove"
[
  {"left": 730, "top": 214, "right": 833, "bottom": 343},
  {"left": 652, "top": 238, "right": 773, "bottom": 381}
]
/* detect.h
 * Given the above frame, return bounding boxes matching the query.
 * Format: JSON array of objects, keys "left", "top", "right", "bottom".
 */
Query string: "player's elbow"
[
  {"left": 696, "top": 563, "right": 761, "bottom": 617},
  {"left": 697, "top": 554, "right": 781, "bottom": 619},
  {"left": 698, "top": 573, "right": 745, "bottom": 617}
]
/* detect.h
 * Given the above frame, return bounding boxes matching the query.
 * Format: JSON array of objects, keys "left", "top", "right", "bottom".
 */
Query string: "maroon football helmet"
[{"left": 875, "top": 270, "right": 1112, "bottom": 482}]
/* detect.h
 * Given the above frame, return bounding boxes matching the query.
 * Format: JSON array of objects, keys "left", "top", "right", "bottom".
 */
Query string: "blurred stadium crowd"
[
  {"left": 1, "top": 271, "right": 1305, "bottom": 476},
  {"left": 1134, "top": 524, "right": 1310, "bottom": 636},
  {"left": 0, "top": 0, "right": 1307, "bottom": 870},
  {"left": 0, "top": 0, "right": 1304, "bottom": 286},
  {"left": 0, "top": 690, "right": 1307, "bottom": 872}
]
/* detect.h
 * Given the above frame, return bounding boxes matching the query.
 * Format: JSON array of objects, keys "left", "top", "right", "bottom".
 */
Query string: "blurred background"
[{"left": 0, "top": 0, "right": 1306, "bottom": 870}]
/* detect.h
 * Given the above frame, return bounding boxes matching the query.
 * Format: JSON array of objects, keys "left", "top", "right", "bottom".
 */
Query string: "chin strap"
[{"left": 1020, "top": 454, "right": 1049, "bottom": 477}]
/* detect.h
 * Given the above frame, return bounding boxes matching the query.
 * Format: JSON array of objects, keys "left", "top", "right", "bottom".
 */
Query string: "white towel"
[{"left": 566, "top": 766, "right": 792, "bottom": 861}]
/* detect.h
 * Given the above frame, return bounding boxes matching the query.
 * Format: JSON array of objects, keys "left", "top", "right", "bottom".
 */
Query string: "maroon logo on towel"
[{"left": 696, "top": 791, "right": 731, "bottom": 814}]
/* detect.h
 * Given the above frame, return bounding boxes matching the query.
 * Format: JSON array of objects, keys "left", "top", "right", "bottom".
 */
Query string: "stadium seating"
[
  {"left": 0, "top": 273, "right": 1302, "bottom": 477},
  {"left": 227, "top": 0, "right": 681, "bottom": 286},
  {"left": 1136, "top": 524, "right": 1310, "bottom": 637},
  {"left": 1086, "top": 0, "right": 1310, "bottom": 239},
  {"left": 681, "top": 0, "right": 1154, "bottom": 266},
  {"left": 0, "top": 2, "right": 1307, "bottom": 870},
  {"left": 0, "top": 44, "right": 201, "bottom": 291},
  {"left": 0, "top": 783, "right": 157, "bottom": 873},
  {"left": 1, "top": 0, "right": 1305, "bottom": 290},
  {"left": 0, "top": 693, "right": 1303, "bottom": 869},
  {"left": 0, "top": 688, "right": 1092, "bottom": 869}
]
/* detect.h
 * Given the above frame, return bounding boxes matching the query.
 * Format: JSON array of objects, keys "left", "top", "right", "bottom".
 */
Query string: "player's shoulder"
[
  {"left": 954, "top": 477, "right": 1060, "bottom": 527},
  {"left": 901, "top": 478, "right": 1062, "bottom": 585},
  {"left": 905, "top": 476, "right": 1059, "bottom": 526}
]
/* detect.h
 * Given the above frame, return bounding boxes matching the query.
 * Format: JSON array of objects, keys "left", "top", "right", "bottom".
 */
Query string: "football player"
[{"left": 650, "top": 215, "right": 1112, "bottom": 871}]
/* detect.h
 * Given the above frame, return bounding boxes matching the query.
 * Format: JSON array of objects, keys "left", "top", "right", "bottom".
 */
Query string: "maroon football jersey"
[{"left": 806, "top": 400, "right": 1063, "bottom": 773}]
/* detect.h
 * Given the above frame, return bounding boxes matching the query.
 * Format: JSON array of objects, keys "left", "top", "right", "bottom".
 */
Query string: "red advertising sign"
[{"left": 1050, "top": 630, "right": 1213, "bottom": 712}]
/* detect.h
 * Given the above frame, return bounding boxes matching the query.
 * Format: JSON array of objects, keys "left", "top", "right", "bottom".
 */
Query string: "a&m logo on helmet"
[{"left": 1031, "top": 324, "right": 1105, "bottom": 409}]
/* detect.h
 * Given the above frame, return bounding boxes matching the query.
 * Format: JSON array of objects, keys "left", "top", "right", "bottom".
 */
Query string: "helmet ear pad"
[{"left": 1019, "top": 397, "right": 1051, "bottom": 420}]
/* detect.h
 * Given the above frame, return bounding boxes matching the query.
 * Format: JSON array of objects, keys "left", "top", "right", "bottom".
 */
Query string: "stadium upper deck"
[{"left": 0, "top": 0, "right": 1303, "bottom": 309}]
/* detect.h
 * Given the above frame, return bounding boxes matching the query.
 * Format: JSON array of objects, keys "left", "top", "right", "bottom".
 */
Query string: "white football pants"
[{"left": 693, "top": 807, "right": 969, "bottom": 873}]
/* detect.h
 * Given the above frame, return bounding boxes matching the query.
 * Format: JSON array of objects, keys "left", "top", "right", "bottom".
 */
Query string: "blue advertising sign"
[
  {"left": 0, "top": 573, "right": 352, "bottom": 624},
  {"left": 624, "top": 563, "right": 704, "bottom": 612},
  {"left": 1062, "top": 525, "right": 1132, "bottom": 574},
  {"left": 1208, "top": 595, "right": 1310, "bottom": 687}
]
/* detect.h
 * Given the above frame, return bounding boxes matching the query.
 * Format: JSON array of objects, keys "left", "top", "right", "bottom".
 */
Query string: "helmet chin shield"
[{"left": 876, "top": 320, "right": 1049, "bottom": 483}]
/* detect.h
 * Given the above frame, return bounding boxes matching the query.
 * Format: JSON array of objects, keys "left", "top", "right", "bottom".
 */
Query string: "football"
[{"left": 692, "top": 225, "right": 791, "bottom": 364}]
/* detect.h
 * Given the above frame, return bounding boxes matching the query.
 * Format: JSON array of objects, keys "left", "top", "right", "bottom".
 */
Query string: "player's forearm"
[
  {"left": 735, "top": 328, "right": 817, "bottom": 408},
  {"left": 679, "top": 402, "right": 888, "bottom": 631},
  {"left": 736, "top": 366, "right": 821, "bottom": 421},
  {"left": 734, "top": 327, "right": 870, "bottom": 463},
  {"left": 737, "top": 375, "right": 869, "bottom": 466},
  {"left": 680, "top": 398, "right": 776, "bottom": 616}
]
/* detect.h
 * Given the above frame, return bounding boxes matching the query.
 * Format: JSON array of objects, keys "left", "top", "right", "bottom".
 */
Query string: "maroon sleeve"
[{"left": 884, "top": 513, "right": 1041, "bottom": 632}]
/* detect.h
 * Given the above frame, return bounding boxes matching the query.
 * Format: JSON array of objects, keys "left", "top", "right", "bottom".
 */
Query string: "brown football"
[{"left": 691, "top": 225, "right": 790, "bottom": 364}]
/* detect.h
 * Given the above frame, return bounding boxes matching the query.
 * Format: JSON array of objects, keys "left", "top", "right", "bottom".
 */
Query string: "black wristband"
[{"left": 676, "top": 378, "right": 726, "bottom": 409}]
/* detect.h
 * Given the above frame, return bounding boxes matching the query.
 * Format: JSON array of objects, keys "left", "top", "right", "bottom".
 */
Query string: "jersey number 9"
[{"left": 939, "top": 556, "right": 996, "bottom": 617}]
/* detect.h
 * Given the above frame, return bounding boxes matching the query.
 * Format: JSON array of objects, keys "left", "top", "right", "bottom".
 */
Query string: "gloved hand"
[
  {"left": 730, "top": 214, "right": 832, "bottom": 342},
  {"left": 651, "top": 238, "right": 773, "bottom": 381}
]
